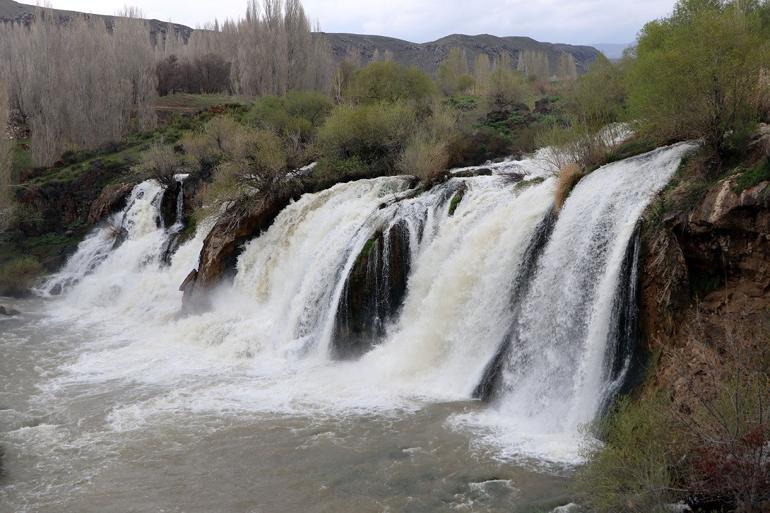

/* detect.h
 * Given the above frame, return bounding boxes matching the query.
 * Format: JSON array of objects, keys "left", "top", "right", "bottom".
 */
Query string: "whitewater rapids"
[{"left": 0, "top": 143, "right": 695, "bottom": 512}]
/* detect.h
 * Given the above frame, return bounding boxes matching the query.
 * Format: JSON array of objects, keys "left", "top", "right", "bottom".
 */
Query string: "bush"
[
  {"left": 486, "top": 67, "right": 529, "bottom": 111},
  {"left": 630, "top": 1, "right": 770, "bottom": 158},
  {"left": 348, "top": 61, "right": 436, "bottom": 105},
  {"left": 553, "top": 163, "right": 584, "bottom": 212},
  {"left": 399, "top": 134, "right": 449, "bottom": 184},
  {"left": 536, "top": 123, "right": 614, "bottom": 172},
  {"left": 136, "top": 143, "right": 185, "bottom": 186},
  {"left": 398, "top": 102, "right": 457, "bottom": 183},
  {"left": 247, "top": 91, "right": 333, "bottom": 167},
  {"left": 248, "top": 91, "right": 333, "bottom": 142},
  {"left": 575, "top": 394, "right": 683, "bottom": 513},
  {"left": 0, "top": 256, "right": 44, "bottom": 296},
  {"left": 198, "top": 127, "right": 288, "bottom": 208},
  {"left": 446, "top": 126, "right": 512, "bottom": 168},
  {"left": 734, "top": 157, "right": 770, "bottom": 193},
  {"left": 683, "top": 370, "right": 770, "bottom": 513},
  {"left": 316, "top": 102, "right": 417, "bottom": 179}
]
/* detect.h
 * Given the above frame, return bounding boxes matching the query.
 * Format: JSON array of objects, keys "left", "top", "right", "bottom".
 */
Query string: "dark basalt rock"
[
  {"left": 332, "top": 220, "right": 412, "bottom": 358},
  {"left": 453, "top": 168, "right": 493, "bottom": 178},
  {"left": 160, "top": 181, "right": 183, "bottom": 229},
  {"left": 87, "top": 181, "right": 137, "bottom": 225},
  {"left": 0, "top": 306, "right": 20, "bottom": 316},
  {"left": 180, "top": 191, "right": 297, "bottom": 313}
]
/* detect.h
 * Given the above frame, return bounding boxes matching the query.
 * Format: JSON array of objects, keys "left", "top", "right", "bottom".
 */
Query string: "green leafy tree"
[
  {"left": 630, "top": 0, "right": 770, "bottom": 157},
  {"left": 438, "top": 47, "right": 475, "bottom": 96},
  {"left": 347, "top": 61, "right": 436, "bottom": 105}
]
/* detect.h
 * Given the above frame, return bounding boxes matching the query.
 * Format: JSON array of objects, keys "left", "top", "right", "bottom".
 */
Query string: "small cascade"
[
  {"left": 160, "top": 175, "right": 189, "bottom": 265},
  {"left": 37, "top": 181, "right": 164, "bottom": 296},
  {"left": 232, "top": 177, "right": 417, "bottom": 356},
  {"left": 332, "top": 220, "right": 412, "bottom": 358},
  {"left": 330, "top": 180, "right": 463, "bottom": 358}
]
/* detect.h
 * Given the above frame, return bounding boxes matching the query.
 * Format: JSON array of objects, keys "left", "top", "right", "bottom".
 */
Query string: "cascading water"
[
  {"left": 454, "top": 142, "right": 696, "bottom": 461},
  {"left": 36, "top": 181, "right": 164, "bottom": 297},
  {"left": 18, "top": 143, "right": 695, "bottom": 471}
]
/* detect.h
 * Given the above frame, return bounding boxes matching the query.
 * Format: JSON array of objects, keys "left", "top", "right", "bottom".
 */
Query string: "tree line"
[{"left": 0, "top": 0, "right": 331, "bottom": 166}]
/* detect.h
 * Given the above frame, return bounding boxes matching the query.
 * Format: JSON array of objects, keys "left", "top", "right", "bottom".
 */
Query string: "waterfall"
[
  {"left": 39, "top": 143, "right": 695, "bottom": 463},
  {"left": 454, "top": 143, "right": 696, "bottom": 460},
  {"left": 37, "top": 181, "right": 164, "bottom": 297}
]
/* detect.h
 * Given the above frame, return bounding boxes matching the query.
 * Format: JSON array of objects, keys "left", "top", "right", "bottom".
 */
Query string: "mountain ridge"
[{"left": 0, "top": 0, "right": 601, "bottom": 74}]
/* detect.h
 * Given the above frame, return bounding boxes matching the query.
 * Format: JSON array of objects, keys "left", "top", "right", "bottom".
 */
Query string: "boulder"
[
  {"left": 87, "top": 182, "right": 137, "bottom": 225},
  {"left": 180, "top": 191, "right": 296, "bottom": 313},
  {"left": 332, "top": 220, "right": 412, "bottom": 358},
  {"left": 0, "top": 306, "right": 21, "bottom": 316}
]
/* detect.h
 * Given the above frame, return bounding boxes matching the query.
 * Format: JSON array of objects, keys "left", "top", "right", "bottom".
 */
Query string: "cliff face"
[
  {"left": 1, "top": 0, "right": 600, "bottom": 77},
  {"left": 640, "top": 176, "right": 770, "bottom": 409},
  {"left": 0, "top": 0, "right": 192, "bottom": 43},
  {"left": 321, "top": 32, "right": 601, "bottom": 75}
]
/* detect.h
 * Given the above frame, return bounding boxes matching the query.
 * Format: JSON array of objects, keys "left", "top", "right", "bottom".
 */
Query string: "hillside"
[
  {"left": 0, "top": 0, "right": 192, "bottom": 43},
  {"left": 321, "top": 32, "right": 601, "bottom": 74},
  {"left": 0, "top": 0, "right": 601, "bottom": 75}
]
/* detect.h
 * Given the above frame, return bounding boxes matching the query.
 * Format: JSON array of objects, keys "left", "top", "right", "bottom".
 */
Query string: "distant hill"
[
  {"left": 592, "top": 43, "right": 633, "bottom": 60},
  {"left": 322, "top": 33, "right": 602, "bottom": 75},
  {"left": 0, "top": 0, "right": 192, "bottom": 43},
  {"left": 1, "top": 0, "right": 602, "bottom": 75}
]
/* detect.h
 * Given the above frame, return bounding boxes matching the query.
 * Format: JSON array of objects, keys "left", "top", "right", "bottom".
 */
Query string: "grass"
[
  {"left": 554, "top": 164, "right": 584, "bottom": 212},
  {"left": 0, "top": 256, "right": 44, "bottom": 296},
  {"left": 153, "top": 93, "right": 250, "bottom": 112},
  {"left": 448, "top": 189, "right": 465, "bottom": 216},
  {"left": 733, "top": 157, "right": 770, "bottom": 193}
]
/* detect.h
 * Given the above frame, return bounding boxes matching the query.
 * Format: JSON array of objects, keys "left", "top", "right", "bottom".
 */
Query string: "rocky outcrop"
[
  {"left": 640, "top": 177, "right": 770, "bottom": 410},
  {"left": 160, "top": 181, "right": 182, "bottom": 228},
  {"left": 321, "top": 32, "right": 601, "bottom": 75},
  {"left": 332, "top": 221, "right": 412, "bottom": 358},
  {"left": 87, "top": 181, "right": 137, "bottom": 225},
  {"left": 180, "top": 191, "right": 296, "bottom": 313}
]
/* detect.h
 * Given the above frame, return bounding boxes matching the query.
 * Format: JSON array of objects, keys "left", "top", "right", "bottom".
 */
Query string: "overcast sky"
[{"left": 48, "top": 0, "right": 678, "bottom": 45}]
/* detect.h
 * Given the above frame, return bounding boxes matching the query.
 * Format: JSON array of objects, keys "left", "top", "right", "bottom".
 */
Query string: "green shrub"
[
  {"left": 317, "top": 102, "right": 417, "bottom": 179},
  {"left": 734, "top": 158, "right": 770, "bottom": 193},
  {"left": 0, "top": 256, "right": 44, "bottom": 296},
  {"left": 575, "top": 395, "right": 682, "bottom": 513},
  {"left": 135, "top": 143, "right": 184, "bottom": 186},
  {"left": 446, "top": 126, "right": 512, "bottom": 168},
  {"left": 348, "top": 61, "right": 436, "bottom": 105},
  {"left": 248, "top": 91, "right": 333, "bottom": 143},
  {"left": 630, "top": 1, "right": 770, "bottom": 158}
]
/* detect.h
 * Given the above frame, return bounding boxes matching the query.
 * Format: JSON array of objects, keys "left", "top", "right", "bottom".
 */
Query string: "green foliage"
[
  {"left": 564, "top": 55, "right": 628, "bottom": 131},
  {"left": 575, "top": 395, "right": 682, "bottom": 513},
  {"left": 247, "top": 90, "right": 333, "bottom": 143},
  {"left": 438, "top": 48, "right": 474, "bottom": 96},
  {"left": 734, "top": 157, "right": 770, "bottom": 192},
  {"left": 317, "top": 101, "right": 417, "bottom": 179},
  {"left": 136, "top": 143, "right": 184, "bottom": 186},
  {"left": 486, "top": 67, "right": 529, "bottom": 111},
  {"left": 0, "top": 256, "right": 44, "bottom": 296},
  {"left": 630, "top": 1, "right": 770, "bottom": 157},
  {"left": 447, "top": 189, "right": 464, "bottom": 216},
  {"left": 447, "top": 126, "right": 512, "bottom": 168},
  {"left": 348, "top": 61, "right": 437, "bottom": 105}
]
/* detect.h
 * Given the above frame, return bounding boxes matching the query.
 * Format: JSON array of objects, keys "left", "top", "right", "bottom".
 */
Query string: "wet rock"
[
  {"left": 87, "top": 182, "right": 137, "bottom": 225},
  {"left": 640, "top": 176, "right": 770, "bottom": 411},
  {"left": 0, "top": 306, "right": 20, "bottom": 316},
  {"left": 181, "top": 191, "right": 296, "bottom": 313},
  {"left": 332, "top": 220, "right": 412, "bottom": 358},
  {"left": 453, "top": 168, "right": 493, "bottom": 178},
  {"left": 160, "top": 181, "right": 183, "bottom": 229}
]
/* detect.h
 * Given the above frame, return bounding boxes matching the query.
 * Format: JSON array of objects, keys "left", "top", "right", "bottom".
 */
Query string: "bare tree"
[
  {"left": 0, "top": 80, "right": 12, "bottom": 215},
  {"left": 0, "top": 14, "right": 157, "bottom": 164}
]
